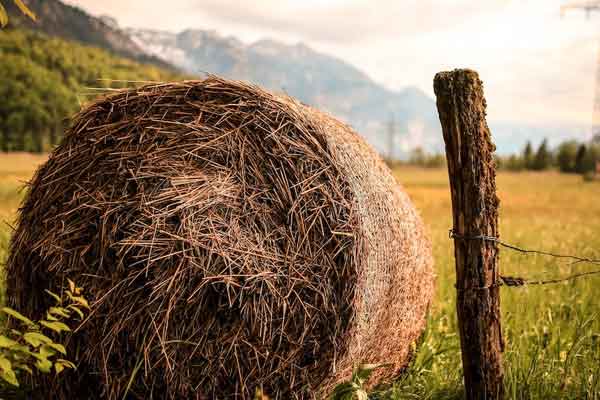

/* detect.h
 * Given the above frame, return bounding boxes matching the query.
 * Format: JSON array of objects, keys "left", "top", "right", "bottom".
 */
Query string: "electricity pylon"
[{"left": 387, "top": 114, "right": 396, "bottom": 160}]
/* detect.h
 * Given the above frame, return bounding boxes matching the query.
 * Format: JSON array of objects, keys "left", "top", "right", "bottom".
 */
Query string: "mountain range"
[
  {"left": 7, "top": 0, "right": 588, "bottom": 155},
  {"left": 4, "top": 0, "right": 173, "bottom": 69},
  {"left": 7, "top": 0, "right": 444, "bottom": 157},
  {"left": 126, "top": 28, "right": 443, "bottom": 156}
]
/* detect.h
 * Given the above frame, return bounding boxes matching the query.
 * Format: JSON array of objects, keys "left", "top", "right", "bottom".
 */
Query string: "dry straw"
[{"left": 7, "top": 76, "right": 434, "bottom": 399}]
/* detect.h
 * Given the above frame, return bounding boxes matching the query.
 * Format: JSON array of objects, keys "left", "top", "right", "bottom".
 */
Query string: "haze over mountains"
[
  {"left": 126, "top": 25, "right": 592, "bottom": 154},
  {"left": 8, "top": 0, "right": 590, "bottom": 155},
  {"left": 6, "top": 0, "right": 444, "bottom": 157},
  {"left": 126, "top": 28, "right": 443, "bottom": 156}
]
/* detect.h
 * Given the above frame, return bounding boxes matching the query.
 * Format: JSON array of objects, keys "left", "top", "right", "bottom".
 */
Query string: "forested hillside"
[
  {"left": 4, "top": 0, "right": 173, "bottom": 68},
  {"left": 0, "top": 29, "right": 182, "bottom": 152}
]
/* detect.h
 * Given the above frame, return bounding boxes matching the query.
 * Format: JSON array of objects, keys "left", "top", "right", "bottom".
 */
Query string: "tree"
[
  {"left": 523, "top": 141, "right": 533, "bottom": 170},
  {"left": 582, "top": 143, "right": 600, "bottom": 173},
  {"left": 409, "top": 147, "right": 426, "bottom": 165},
  {"left": 575, "top": 144, "right": 587, "bottom": 174},
  {"left": 0, "top": 0, "right": 36, "bottom": 27},
  {"left": 532, "top": 138, "right": 552, "bottom": 170},
  {"left": 503, "top": 154, "right": 524, "bottom": 171},
  {"left": 0, "top": 29, "right": 181, "bottom": 152},
  {"left": 556, "top": 140, "right": 579, "bottom": 173}
]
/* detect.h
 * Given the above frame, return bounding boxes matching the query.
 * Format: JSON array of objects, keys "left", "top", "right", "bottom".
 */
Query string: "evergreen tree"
[
  {"left": 505, "top": 154, "right": 524, "bottom": 171},
  {"left": 532, "top": 139, "right": 551, "bottom": 170},
  {"left": 575, "top": 144, "right": 587, "bottom": 174},
  {"left": 0, "top": 29, "right": 182, "bottom": 152},
  {"left": 523, "top": 141, "right": 534, "bottom": 170},
  {"left": 556, "top": 140, "right": 578, "bottom": 173},
  {"left": 409, "top": 147, "right": 426, "bottom": 165},
  {"left": 582, "top": 144, "right": 600, "bottom": 173}
]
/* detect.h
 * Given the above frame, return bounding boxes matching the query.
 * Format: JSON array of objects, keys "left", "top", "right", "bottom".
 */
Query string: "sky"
[{"left": 66, "top": 0, "right": 600, "bottom": 129}]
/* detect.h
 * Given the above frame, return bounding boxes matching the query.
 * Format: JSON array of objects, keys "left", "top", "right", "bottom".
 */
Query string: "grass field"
[{"left": 0, "top": 153, "right": 598, "bottom": 399}]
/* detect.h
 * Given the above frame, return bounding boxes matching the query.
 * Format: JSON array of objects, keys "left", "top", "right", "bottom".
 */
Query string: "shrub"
[{"left": 0, "top": 279, "right": 88, "bottom": 390}]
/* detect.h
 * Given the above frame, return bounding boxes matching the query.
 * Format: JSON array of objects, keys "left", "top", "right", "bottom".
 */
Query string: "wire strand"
[{"left": 449, "top": 229, "right": 600, "bottom": 286}]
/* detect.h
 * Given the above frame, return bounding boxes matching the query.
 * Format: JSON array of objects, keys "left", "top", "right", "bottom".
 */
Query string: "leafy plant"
[
  {"left": 330, "top": 364, "right": 389, "bottom": 400},
  {"left": 0, "top": 279, "right": 88, "bottom": 388},
  {"left": 0, "top": 0, "right": 36, "bottom": 28}
]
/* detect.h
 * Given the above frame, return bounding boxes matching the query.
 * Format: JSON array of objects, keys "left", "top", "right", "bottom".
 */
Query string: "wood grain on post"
[{"left": 433, "top": 69, "right": 504, "bottom": 399}]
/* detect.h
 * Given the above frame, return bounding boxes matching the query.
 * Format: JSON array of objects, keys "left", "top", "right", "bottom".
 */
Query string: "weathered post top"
[{"left": 434, "top": 69, "right": 504, "bottom": 400}]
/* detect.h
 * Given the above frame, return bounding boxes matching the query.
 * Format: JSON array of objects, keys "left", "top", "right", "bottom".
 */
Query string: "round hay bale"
[{"left": 6, "top": 77, "right": 434, "bottom": 399}]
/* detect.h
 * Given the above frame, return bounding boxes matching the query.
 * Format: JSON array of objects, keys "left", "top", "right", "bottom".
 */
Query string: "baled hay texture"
[{"left": 6, "top": 76, "right": 434, "bottom": 399}]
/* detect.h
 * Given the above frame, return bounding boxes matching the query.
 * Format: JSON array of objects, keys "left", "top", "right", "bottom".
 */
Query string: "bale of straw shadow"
[{"left": 6, "top": 76, "right": 434, "bottom": 399}]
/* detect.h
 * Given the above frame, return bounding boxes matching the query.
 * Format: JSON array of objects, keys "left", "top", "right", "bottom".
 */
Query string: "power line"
[{"left": 449, "top": 229, "right": 600, "bottom": 287}]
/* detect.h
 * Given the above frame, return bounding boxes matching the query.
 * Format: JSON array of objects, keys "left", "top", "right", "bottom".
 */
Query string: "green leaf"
[
  {"left": 0, "top": 335, "right": 19, "bottom": 348},
  {"left": 23, "top": 332, "right": 53, "bottom": 348},
  {"left": 14, "top": 363, "right": 32, "bottom": 374},
  {"left": 44, "top": 290, "right": 62, "bottom": 304},
  {"left": 35, "top": 357, "right": 52, "bottom": 373},
  {"left": 45, "top": 313, "right": 59, "bottom": 321},
  {"left": 0, "top": 356, "right": 12, "bottom": 372},
  {"left": 40, "top": 320, "right": 71, "bottom": 333},
  {"left": 2, "top": 342, "right": 31, "bottom": 354},
  {"left": 32, "top": 345, "right": 57, "bottom": 372},
  {"left": 67, "top": 305, "right": 84, "bottom": 319},
  {"left": 354, "top": 363, "right": 388, "bottom": 384},
  {"left": 46, "top": 342, "right": 66, "bottom": 355},
  {"left": 48, "top": 306, "right": 71, "bottom": 319},
  {"left": 0, "top": 356, "right": 18, "bottom": 387},
  {"left": 0, "top": 2, "right": 8, "bottom": 28},
  {"left": 68, "top": 279, "right": 75, "bottom": 294},
  {"left": 54, "top": 362, "right": 64, "bottom": 375},
  {"left": 2, "top": 307, "right": 35, "bottom": 326},
  {"left": 55, "top": 359, "right": 77, "bottom": 375},
  {"left": 330, "top": 382, "right": 356, "bottom": 400},
  {"left": 56, "top": 359, "right": 76, "bottom": 369},
  {"left": 13, "top": 0, "right": 36, "bottom": 21},
  {"left": 0, "top": 368, "right": 18, "bottom": 387},
  {"left": 68, "top": 294, "right": 90, "bottom": 309},
  {"left": 39, "top": 345, "right": 57, "bottom": 358}
]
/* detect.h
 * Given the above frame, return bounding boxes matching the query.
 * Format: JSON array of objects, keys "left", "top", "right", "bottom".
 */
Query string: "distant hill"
[
  {"left": 127, "top": 28, "right": 443, "bottom": 157},
  {"left": 2, "top": 0, "right": 589, "bottom": 155},
  {"left": 4, "top": 0, "right": 176, "bottom": 70},
  {"left": 4, "top": 0, "right": 443, "bottom": 157},
  {"left": 0, "top": 29, "right": 182, "bottom": 152}
]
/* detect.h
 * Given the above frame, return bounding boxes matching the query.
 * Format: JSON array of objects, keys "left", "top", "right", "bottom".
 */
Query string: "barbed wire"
[{"left": 449, "top": 229, "right": 600, "bottom": 287}]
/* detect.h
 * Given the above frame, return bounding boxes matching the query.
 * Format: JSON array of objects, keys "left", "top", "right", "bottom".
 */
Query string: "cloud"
[
  {"left": 189, "top": 0, "right": 509, "bottom": 44},
  {"left": 66, "top": 0, "right": 508, "bottom": 43},
  {"left": 65, "top": 0, "right": 600, "bottom": 127}
]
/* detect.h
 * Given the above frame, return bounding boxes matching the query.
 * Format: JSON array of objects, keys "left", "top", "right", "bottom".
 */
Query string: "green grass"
[
  {"left": 0, "top": 156, "right": 598, "bottom": 399},
  {"left": 381, "top": 168, "right": 600, "bottom": 400},
  {"left": 0, "top": 153, "right": 47, "bottom": 307}
]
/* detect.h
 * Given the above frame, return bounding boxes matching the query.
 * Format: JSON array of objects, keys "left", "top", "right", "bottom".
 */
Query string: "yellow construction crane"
[{"left": 562, "top": 1, "right": 600, "bottom": 136}]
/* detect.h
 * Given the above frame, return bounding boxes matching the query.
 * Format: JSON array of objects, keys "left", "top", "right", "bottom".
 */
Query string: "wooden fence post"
[{"left": 433, "top": 69, "right": 504, "bottom": 399}]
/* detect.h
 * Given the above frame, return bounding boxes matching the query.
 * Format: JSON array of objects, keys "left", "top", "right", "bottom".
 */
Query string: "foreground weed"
[{"left": 0, "top": 279, "right": 88, "bottom": 390}]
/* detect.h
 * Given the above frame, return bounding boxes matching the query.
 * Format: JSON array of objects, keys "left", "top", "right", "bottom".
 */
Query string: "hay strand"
[{"left": 7, "top": 76, "right": 434, "bottom": 399}]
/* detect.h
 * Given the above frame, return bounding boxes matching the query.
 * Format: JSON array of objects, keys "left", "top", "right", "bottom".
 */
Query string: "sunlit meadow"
[{"left": 383, "top": 167, "right": 600, "bottom": 400}]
